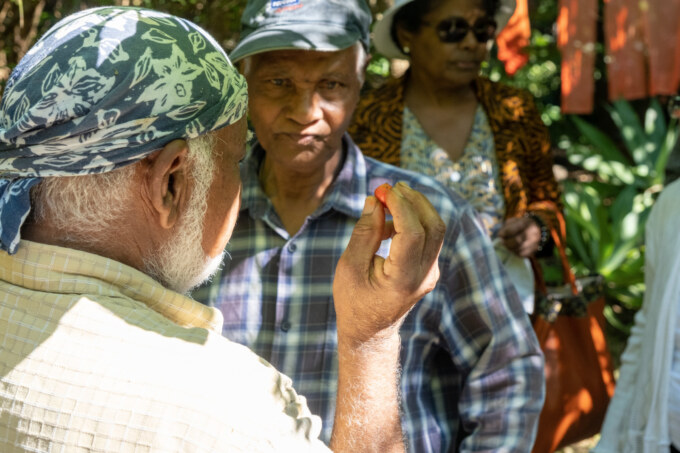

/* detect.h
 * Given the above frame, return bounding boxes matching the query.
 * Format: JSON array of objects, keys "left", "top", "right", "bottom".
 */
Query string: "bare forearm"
[
  {"left": 329, "top": 184, "right": 445, "bottom": 452},
  {"left": 330, "top": 332, "right": 405, "bottom": 453}
]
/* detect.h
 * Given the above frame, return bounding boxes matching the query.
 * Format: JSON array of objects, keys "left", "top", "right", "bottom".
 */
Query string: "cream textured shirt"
[
  {"left": 594, "top": 179, "right": 680, "bottom": 453},
  {"left": 0, "top": 240, "right": 329, "bottom": 452}
]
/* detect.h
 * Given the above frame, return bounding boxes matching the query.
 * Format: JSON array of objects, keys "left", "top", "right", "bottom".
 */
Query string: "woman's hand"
[{"left": 497, "top": 216, "right": 543, "bottom": 258}]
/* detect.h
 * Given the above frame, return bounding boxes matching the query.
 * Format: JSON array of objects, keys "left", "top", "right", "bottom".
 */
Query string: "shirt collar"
[
  {"left": 0, "top": 240, "right": 224, "bottom": 334},
  {"left": 240, "top": 133, "right": 368, "bottom": 221}
]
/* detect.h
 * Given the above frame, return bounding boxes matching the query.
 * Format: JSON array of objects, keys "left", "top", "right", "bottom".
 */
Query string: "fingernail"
[
  {"left": 363, "top": 196, "right": 377, "bottom": 215},
  {"left": 391, "top": 182, "right": 409, "bottom": 198}
]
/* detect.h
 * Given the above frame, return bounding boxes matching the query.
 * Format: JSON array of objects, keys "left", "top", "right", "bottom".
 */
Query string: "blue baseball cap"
[{"left": 230, "top": 0, "right": 372, "bottom": 62}]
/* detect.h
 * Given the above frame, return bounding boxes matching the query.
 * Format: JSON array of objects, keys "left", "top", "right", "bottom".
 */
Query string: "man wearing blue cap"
[
  {"left": 194, "top": 0, "right": 545, "bottom": 451},
  {"left": 0, "top": 6, "right": 447, "bottom": 452}
]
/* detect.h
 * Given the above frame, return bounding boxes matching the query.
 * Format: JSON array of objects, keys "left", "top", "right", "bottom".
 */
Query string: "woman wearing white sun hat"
[{"left": 349, "top": 0, "right": 564, "bottom": 317}]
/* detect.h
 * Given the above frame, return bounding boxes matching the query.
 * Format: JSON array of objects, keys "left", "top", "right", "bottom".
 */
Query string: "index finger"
[{"left": 382, "top": 182, "right": 445, "bottom": 283}]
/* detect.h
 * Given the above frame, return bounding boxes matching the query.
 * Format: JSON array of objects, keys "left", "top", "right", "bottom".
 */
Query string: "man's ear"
[
  {"left": 238, "top": 57, "right": 250, "bottom": 77},
  {"left": 359, "top": 52, "right": 372, "bottom": 88},
  {"left": 144, "top": 139, "right": 190, "bottom": 229}
]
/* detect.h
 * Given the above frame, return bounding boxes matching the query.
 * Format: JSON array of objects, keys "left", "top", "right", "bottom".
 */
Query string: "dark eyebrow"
[{"left": 322, "top": 71, "right": 350, "bottom": 79}]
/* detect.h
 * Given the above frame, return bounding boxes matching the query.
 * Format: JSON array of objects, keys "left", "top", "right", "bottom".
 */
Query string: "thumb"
[{"left": 342, "top": 196, "right": 385, "bottom": 267}]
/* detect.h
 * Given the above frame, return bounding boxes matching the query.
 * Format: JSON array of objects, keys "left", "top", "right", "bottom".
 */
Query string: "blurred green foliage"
[
  {"left": 566, "top": 101, "right": 677, "bottom": 336},
  {"left": 477, "top": 0, "right": 678, "bottom": 356}
]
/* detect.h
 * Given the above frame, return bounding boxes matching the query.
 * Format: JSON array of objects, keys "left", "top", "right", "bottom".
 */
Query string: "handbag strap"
[
  {"left": 551, "top": 211, "right": 578, "bottom": 295},
  {"left": 532, "top": 210, "right": 578, "bottom": 296},
  {"left": 531, "top": 208, "right": 586, "bottom": 322},
  {"left": 533, "top": 209, "right": 609, "bottom": 322}
]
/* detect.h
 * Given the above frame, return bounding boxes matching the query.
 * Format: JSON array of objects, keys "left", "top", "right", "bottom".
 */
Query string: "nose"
[
  {"left": 458, "top": 28, "right": 479, "bottom": 49},
  {"left": 286, "top": 88, "right": 323, "bottom": 125}
]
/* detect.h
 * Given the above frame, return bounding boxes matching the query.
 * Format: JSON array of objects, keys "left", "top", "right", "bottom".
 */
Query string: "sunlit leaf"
[
  {"left": 570, "top": 115, "right": 631, "bottom": 165},
  {"left": 608, "top": 100, "right": 646, "bottom": 162}
]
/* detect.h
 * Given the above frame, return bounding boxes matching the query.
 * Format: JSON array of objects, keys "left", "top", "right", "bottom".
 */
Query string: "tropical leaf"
[
  {"left": 138, "top": 17, "right": 161, "bottom": 27},
  {"left": 571, "top": 115, "right": 632, "bottom": 166},
  {"left": 130, "top": 48, "right": 153, "bottom": 88},
  {"left": 205, "top": 52, "right": 230, "bottom": 73},
  {"left": 96, "top": 109, "right": 120, "bottom": 128},
  {"left": 607, "top": 99, "right": 646, "bottom": 164},
  {"left": 167, "top": 101, "right": 206, "bottom": 121},
  {"left": 12, "top": 95, "right": 30, "bottom": 125},
  {"left": 148, "top": 16, "right": 178, "bottom": 28},
  {"left": 643, "top": 98, "right": 667, "bottom": 165},
  {"left": 189, "top": 32, "right": 207, "bottom": 54},
  {"left": 185, "top": 118, "right": 205, "bottom": 138},
  {"left": 565, "top": 214, "right": 595, "bottom": 270},
  {"left": 653, "top": 118, "right": 679, "bottom": 185},
  {"left": 42, "top": 64, "right": 62, "bottom": 95},
  {"left": 608, "top": 186, "right": 636, "bottom": 240},
  {"left": 141, "top": 28, "right": 177, "bottom": 45},
  {"left": 200, "top": 58, "right": 221, "bottom": 91},
  {"left": 99, "top": 39, "right": 130, "bottom": 64}
]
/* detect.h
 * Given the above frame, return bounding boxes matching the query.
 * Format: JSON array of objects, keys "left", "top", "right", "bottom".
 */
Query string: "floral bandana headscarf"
[{"left": 0, "top": 7, "right": 248, "bottom": 254}]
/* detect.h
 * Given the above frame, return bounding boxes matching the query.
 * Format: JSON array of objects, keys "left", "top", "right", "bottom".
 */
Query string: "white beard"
[{"left": 142, "top": 135, "right": 222, "bottom": 295}]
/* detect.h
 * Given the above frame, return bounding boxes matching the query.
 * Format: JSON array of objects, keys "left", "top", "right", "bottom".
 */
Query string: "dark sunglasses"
[{"left": 423, "top": 16, "right": 497, "bottom": 44}]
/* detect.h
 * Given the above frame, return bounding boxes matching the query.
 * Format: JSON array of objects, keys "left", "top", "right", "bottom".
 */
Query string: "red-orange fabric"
[
  {"left": 643, "top": 0, "right": 680, "bottom": 96},
  {"left": 496, "top": 0, "right": 531, "bottom": 75},
  {"left": 557, "top": 0, "right": 598, "bottom": 113},
  {"left": 603, "top": 0, "right": 647, "bottom": 101}
]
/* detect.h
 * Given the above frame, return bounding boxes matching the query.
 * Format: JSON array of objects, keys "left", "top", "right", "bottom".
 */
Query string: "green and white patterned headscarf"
[{"left": 0, "top": 6, "right": 248, "bottom": 254}]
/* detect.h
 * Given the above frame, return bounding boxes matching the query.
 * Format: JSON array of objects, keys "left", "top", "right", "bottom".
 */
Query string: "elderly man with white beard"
[{"left": 0, "top": 7, "right": 445, "bottom": 453}]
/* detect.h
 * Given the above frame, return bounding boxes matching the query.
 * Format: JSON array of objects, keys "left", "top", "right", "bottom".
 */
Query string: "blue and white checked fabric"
[
  {"left": 0, "top": 7, "right": 248, "bottom": 254},
  {"left": 193, "top": 134, "right": 545, "bottom": 452}
]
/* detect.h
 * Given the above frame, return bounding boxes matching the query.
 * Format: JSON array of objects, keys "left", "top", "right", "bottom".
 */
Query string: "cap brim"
[
  {"left": 372, "top": 0, "right": 517, "bottom": 60},
  {"left": 230, "top": 24, "right": 364, "bottom": 63}
]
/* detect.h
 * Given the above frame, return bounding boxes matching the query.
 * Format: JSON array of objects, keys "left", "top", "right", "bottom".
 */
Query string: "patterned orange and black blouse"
[{"left": 348, "top": 75, "right": 565, "bottom": 251}]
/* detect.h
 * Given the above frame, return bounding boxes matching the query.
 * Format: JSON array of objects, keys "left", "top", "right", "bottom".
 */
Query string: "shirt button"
[
  {"left": 287, "top": 242, "right": 297, "bottom": 253},
  {"left": 281, "top": 320, "right": 291, "bottom": 332}
]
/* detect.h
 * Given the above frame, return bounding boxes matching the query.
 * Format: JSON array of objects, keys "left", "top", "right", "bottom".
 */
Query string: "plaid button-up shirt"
[{"left": 194, "top": 135, "right": 544, "bottom": 452}]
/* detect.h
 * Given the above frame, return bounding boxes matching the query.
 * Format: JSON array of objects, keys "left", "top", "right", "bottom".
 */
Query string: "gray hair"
[{"left": 30, "top": 134, "right": 216, "bottom": 248}]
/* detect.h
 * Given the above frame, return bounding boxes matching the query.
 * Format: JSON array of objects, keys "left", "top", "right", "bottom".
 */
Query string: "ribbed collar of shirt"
[
  {"left": 0, "top": 240, "right": 224, "bottom": 333},
  {"left": 240, "top": 133, "right": 369, "bottom": 227}
]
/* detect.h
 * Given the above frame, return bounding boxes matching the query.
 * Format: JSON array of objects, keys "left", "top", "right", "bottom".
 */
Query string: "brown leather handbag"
[{"left": 530, "top": 212, "right": 616, "bottom": 453}]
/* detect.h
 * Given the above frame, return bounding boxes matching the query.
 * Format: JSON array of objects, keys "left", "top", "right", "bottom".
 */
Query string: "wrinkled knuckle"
[
  {"left": 432, "top": 218, "right": 446, "bottom": 239},
  {"left": 424, "top": 268, "right": 440, "bottom": 293},
  {"left": 423, "top": 281, "right": 437, "bottom": 295},
  {"left": 401, "top": 231, "right": 426, "bottom": 250},
  {"left": 353, "top": 221, "right": 374, "bottom": 234}
]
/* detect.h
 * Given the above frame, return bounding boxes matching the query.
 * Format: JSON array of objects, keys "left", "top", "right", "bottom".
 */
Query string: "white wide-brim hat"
[{"left": 373, "top": 0, "right": 517, "bottom": 59}]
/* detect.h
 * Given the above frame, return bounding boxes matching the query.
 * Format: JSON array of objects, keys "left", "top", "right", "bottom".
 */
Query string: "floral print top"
[{"left": 401, "top": 104, "right": 506, "bottom": 236}]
